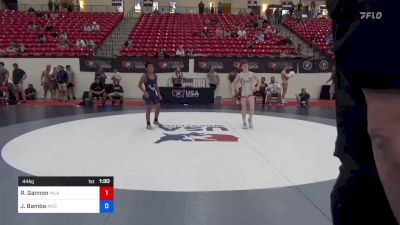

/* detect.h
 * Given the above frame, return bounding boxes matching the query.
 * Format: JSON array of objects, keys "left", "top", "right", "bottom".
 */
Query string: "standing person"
[
  {"left": 173, "top": 68, "right": 183, "bottom": 87},
  {"left": 41, "top": 64, "right": 55, "bottom": 101},
  {"left": 218, "top": 1, "right": 222, "bottom": 14},
  {"left": 207, "top": 66, "right": 219, "bottom": 91},
  {"left": 329, "top": 1, "right": 400, "bottom": 225},
  {"left": 75, "top": 0, "right": 80, "bottom": 12},
  {"left": 0, "top": 62, "right": 10, "bottom": 102},
  {"left": 54, "top": 0, "right": 60, "bottom": 12},
  {"left": 198, "top": 1, "right": 204, "bottom": 14},
  {"left": 94, "top": 66, "right": 107, "bottom": 86},
  {"left": 48, "top": 0, "right": 53, "bottom": 12},
  {"left": 138, "top": 62, "right": 162, "bottom": 130},
  {"left": 228, "top": 67, "right": 239, "bottom": 100},
  {"left": 259, "top": 77, "right": 268, "bottom": 105},
  {"left": 56, "top": 65, "right": 68, "bottom": 101},
  {"left": 50, "top": 66, "right": 58, "bottom": 99},
  {"left": 66, "top": 65, "right": 76, "bottom": 100},
  {"left": 12, "top": 63, "right": 27, "bottom": 103},
  {"left": 210, "top": 4, "right": 215, "bottom": 14},
  {"left": 233, "top": 60, "right": 260, "bottom": 129},
  {"left": 326, "top": 65, "right": 336, "bottom": 100},
  {"left": 281, "top": 66, "right": 295, "bottom": 103}
]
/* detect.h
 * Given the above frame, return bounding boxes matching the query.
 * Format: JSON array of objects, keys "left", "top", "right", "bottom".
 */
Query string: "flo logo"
[
  {"left": 155, "top": 125, "right": 239, "bottom": 144},
  {"left": 360, "top": 12, "right": 382, "bottom": 20}
]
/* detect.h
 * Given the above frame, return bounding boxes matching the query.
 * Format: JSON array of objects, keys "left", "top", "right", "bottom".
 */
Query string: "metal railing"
[
  {"left": 140, "top": 6, "right": 252, "bottom": 15},
  {"left": 18, "top": 4, "right": 120, "bottom": 13},
  {"left": 168, "top": 78, "right": 207, "bottom": 88}
]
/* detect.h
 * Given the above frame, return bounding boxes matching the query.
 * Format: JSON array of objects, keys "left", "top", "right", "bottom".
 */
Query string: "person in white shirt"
[
  {"left": 91, "top": 22, "right": 100, "bottom": 32},
  {"left": 176, "top": 45, "right": 185, "bottom": 56},
  {"left": 266, "top": 76, "right": 283, "bottom": 104},
  {"left": 233, "top": 60, "right": 260, "bottom": 129},
  {"left": 83, "top": 24, "right": 91, "bottom": 32},
  {"left": 280, "top": 67, "right": 296, "bottom": 103},
  {"left": 237, "top": 27, "right": 247, "bottom": 38},
  {"left": 76, "top": 39, "right": 86, "bottom": 48}
]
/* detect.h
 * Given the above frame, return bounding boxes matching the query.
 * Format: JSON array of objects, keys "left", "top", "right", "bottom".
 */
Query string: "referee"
[{"left": 329, "top": 1, "right": 400, "bottom": 224}]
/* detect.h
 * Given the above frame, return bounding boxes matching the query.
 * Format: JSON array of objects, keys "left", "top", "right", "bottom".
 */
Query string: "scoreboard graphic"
[{"left": 18, "top": 177, "right": 114, "bottom": 213}]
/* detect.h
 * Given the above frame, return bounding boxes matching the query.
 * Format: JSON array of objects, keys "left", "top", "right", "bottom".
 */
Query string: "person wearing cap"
[
  {"left": 233, "top": 60, "right": 260, "bottom": 129},
  {"left": 56, "top": 65, "right": 68, "bottom": 101}
]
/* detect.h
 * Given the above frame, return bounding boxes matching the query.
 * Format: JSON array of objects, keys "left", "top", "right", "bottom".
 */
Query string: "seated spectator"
[
  {"left": 83, "top": 24, "right": 92, "bottom": 32},
  {"left": 28, "top": 7, "right": 36, "bottom": 13},
  {"left": 296, "top": 88, "right": 310, "bottom": 107},
  {"left": 76, "top": 38, "right": 86, "bottom": 48},
  {"left": 205, "top": 19, "right": 211, "bottom": 25},
  {"left": 172, "top": 68, "right": 183, "bottom": 87},
  {"left": 246, "top": 40, "right": 255, "bottom": 49},
  {"left": 123, "top": 40, "right": 133, "bottom": 49},
  {"left": 89, "top": 77, "right": 106, "bottom": 105},
  {"left": 215, "top": 27, "right": 223, "bottom": 38},
  {"left": 91, "top": 22, "right": 101, "bottom": 32},
  {"left": 46, "top": 23, "right": 55, "bottom": 32},
  {"left": 176, "top": 45, "right": 185, "bottom": 56},
  {"left": 28, "top": 22, "right": 38, "bottom": 32},
  {"left": 7, "top": 42, "right": 17, "bottom": 52},
  {"left": 237, "top": 27, "right": 247, "bottom": 38},
  {"left": 256, "top": 31, "right": 265, "bottom": 41},
  {"left": 25, "top": 84, "right": 36, "bottom": 100},
  {"left": 87, "top": 39, "right": 96, "bottom": 49},
  {"left": 266, "top": 76, "right": 282, "bottom": 104},
  {"left": 157, "top": 46, "right": 165, "bottom": 59},
  {"left": 16, "top": 43, "right": 27, "bottom": 53},
  {"left": 187, "top": 46, "right": 195, "bottom": 57},
  {"left": 223, "top": 29, "right": 231, "bottom": 38},
  {"left": 38, "top": 34, "right": 47, "bottom": 43},
  {"left": 201, "top": 26, "right": 209, "bottom": 37},
  {"left": 50, "top": 11, "right": 59, "bottom": 20},
  {"left": 108, "top": 79, "right": 124, "bottom": 105},
  {"left": 296, "top": 43, "right": 302, "bottom": 54}
]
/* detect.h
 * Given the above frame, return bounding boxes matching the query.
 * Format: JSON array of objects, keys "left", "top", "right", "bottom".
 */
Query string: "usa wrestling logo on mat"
[{"left": 155, "top": 125, "right": 239, "bottom": 144}]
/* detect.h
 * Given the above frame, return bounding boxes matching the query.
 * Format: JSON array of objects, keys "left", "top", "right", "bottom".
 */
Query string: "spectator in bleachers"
[
  {"left": 238, "top": 27, "right": 247, "bottom": 38},
  {"left": 198, "top": 1, "right": 204, "bottom": 14},
  {"left": 83, "top": 24, "right": 92, "bottom": 32},
  {"left": 58, "top": 33, "right": 72, "bottom": 48},
  {"left": 176, "top": 45, "right": 185, "bottom": 57},
  {"left": 6, "top": 42, "right": 17, "bottom": 53},
  {"left": 16, "top": 44, "right": 27, "bottom": 54},
  {"left": 157, "top": 46, "right": 165, "bottom": 59},
  {"left": 215, "top": 26, "right": 223, "bottom": 38},
  {"left": 218, "top": 1, "right": 222, "bottom": 14},
  {"left": 246, "top": 40, "right": 255, "bottom": 49},
  {"left": 76, "top": 38, "right": 86, "bottom": 48},
  {"left": 224, "top": 29, "right": 231, "bottom": 38},
  {"left": 91, "top": 22, "right": 101, "bottom": 32},
  {"left": 256, "top": 31, "right": 265, "bottom": 42},
  {"left": 266, "top": 76, "right": 282, "bottom": 104},
  {"left": 210, "top": 4, "right": 215, "bottom": 14},
  {"left": 111, "top": 69, "right": 121, "bottom": 83},
  {"left": 28, "top": 22, "right": 38, "bottom": 32},
  {"left": 41, "top": 64, "right": 55, "bottom": 101},
  {"left": 95, "top": 66, "right": 107, "bottom": 85},
  {"left": 89, "top": 77, "right": 106, "bottom": 105},
  {"left": 108, "top": 79, "right": 124, "bottom": 105},
  {"left": 25, "top": 84, "right": 36, "bottom": 100},
  {"left": 48, "top": 0, "right": 54, "bottom": 12},
  {"left": 296, "top": 43, "right": 302, "bottom": 54},
  {"left": 173, "top": 68, "right": 183, "bottom": 87},
  {"left": 66, "top": 65, "right": 76, "bottom": 100},
  {"left": 75, "top": 0, "right": 80, "bottom": 11},
  {"left": 201, "top": 26, "right": 209, "bottom": 37},
  {"left": 123, "top": 40, "right": 133, "bottom": 49},
  {"left": 46, "top": 23, "right": 55, "bottom": 32},
  {"left": 87, "top": 39, "right": 96, "bottom": 49},
  {"left": 207, "top": 66, "right": 219, "bottom": 90},
  {"left": 38, "top": 34, "right": 47, "bottom": 43},
  {"left": 296, "top": 88, "right": 310, "bottom": 107},
  {"left": 50, "top": 10, "right": 59, "bottom": 19},
  {"left": 187, "top": 46, "right": 195, "bottom": 57},
  {"left": 12, "top": 63, "right": 27, "bottom": 103},
  {"left": 54, "top": 0, "right": 60, "bottom": 12},
  {"left": 56, "top": 65, "right": 68, "bottom": 101}
]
